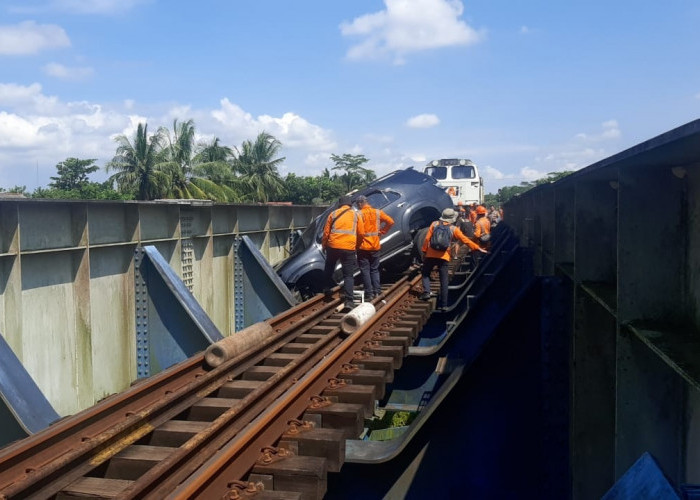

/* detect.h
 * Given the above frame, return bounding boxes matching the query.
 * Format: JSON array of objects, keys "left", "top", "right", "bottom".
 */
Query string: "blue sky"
[{"left": 1, "top": 0, "right": 699, "bottom": 193}]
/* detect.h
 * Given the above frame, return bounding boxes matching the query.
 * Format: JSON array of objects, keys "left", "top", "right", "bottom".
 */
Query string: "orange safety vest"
[
  {"left": 322, "top": 206, "right": 364, "bottom": 250},
  {"left": 474, "top": 216, "right": 491, "bottom": 246},
  {"left": 422, "top": 221, "right": 480, "bottom": 261},
  {"left": 357, "top": 206, "right": 394, "bottom": 251}
]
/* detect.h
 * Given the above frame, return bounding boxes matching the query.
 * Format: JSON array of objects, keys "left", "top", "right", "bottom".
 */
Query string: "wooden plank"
[
  {"left": 149, "top": 420, "right": 209, "bottom": 447},
  {"left": 264, "top": 353, "right": 298, "bottom": 366},
  {"left": 218, "top": 379, "right": 263, "bottom": 398},
  {"left": 353, "top": 355, "right": 394, "bottom": 375},
  {"left": 303, "top": 403, "right": 365, "bottom": 439},
  {"left": 308, "top": 325, "right": 336, "bottom": 335},
  {"left": 242, "top": 365, "right": 282, "bottom": 381},
  {"left": 105, "top": 445, "right": 176, "bottom": 480},
  {"left": 390, "top": 325, "right": 418, "bottom": 340},
  {"left": 278, "top": 344, "right": 309, "bottom": 354},
  {"left": 367, "top": 344, "right": 406, "bottom": 366},
  {"left": 57, "top": 477, "right": 132, "bottom": 499},
  {"left": 251, "top": 455, "right": 327, "bottom": 500},
  {"left": 341, "top": 368, "right": 390, "bottom": 397},
  {"left": 322, "top": 384, "right": 376, "bottom": 417},
  {"left": 294, "top": 334, "right": 326, "bottom": 344},
  {"left": 280, "top": 427, "right": 346, "bottom": 473},
  {"left": 256, "top": 491, "right": 303, "bottom": 499},
  {"left": 188, "top": 397, "right": 240, "bottom": 421}
]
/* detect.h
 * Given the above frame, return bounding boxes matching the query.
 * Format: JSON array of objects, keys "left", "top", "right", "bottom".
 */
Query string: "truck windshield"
[
  {"left": 452, "top": 165, "right": 476, "bottom": 179},
  {"left": 424, "top": 166, "right": 447, "bottom": 180}
]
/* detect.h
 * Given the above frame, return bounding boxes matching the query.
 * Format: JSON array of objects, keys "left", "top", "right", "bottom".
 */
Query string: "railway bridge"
[{"left": 0, "top": 119, "right": 699, "bottom": 498}]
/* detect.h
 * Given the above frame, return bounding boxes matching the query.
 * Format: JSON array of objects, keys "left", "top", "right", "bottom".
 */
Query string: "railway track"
[{"left": 0, "top": 271, "right": 435, "bottom": 499}]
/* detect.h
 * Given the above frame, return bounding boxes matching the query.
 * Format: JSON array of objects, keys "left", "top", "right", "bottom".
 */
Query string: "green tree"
[
  {"left": 487, "top": 170, "right": 575, "bottom": 204},
  {"left": 0, "top": 185, "right": 28, "bottom": 196},
  {"left": 192, "top": 136, "right": 241, "bottom": 201},
  {"left": 234, "top": 131, "right": 286, "bottom": 202},
  {"left": 32, "top": 181, "right": 130, "bottom": 200},
  {"left": 50, "top": 158, "right": 99, "bottom": 190},
  {"left": 282, "top": 173, "right": 344, "bottom": 205},
  {"left": 160, "top": 120, "right": 239, "bottom": 202},
  {"left": 329, "top": 153, "right": 375, "bottom": 192},
  {"left": 106, "top": 122, "right": 171, "bottom": 200}
]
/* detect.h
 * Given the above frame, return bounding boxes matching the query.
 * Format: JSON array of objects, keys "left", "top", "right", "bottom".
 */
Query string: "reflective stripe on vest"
[
  {"left": 331, "top": 208, "right": 357, "bottom": 235},
  {"left": 363, "top": 209, "right": 381, "bottom": 236}
]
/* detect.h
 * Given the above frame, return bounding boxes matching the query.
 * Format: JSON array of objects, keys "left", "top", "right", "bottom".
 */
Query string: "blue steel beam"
[
  {"left": 134, "top": 239, "right": 297, "bottom": 378},
  {"left": 135, "top": 246, "right": 224, "bottom": 377},
  {"left": 233, "top": 235, "right": 297, "bottom": 330},
  {"left": 0, "top": 333, "right": 60, "bottom": 446}
]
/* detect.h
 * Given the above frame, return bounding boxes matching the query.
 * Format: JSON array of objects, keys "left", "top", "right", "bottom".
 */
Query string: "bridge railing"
[
  {"left": 0, "top": 199, "right": 324, "bottom": 417},
  {"left": 504, "top": 119, "right": 700, "bottom": 497}
]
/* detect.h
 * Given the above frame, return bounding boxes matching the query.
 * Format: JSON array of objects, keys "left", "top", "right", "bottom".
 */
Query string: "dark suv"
[{"left": 274, "top": 167, "right": 453, "bottom": 298}]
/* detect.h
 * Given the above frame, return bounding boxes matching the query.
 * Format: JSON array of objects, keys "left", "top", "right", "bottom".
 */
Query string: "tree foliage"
[
  {"left": 106, "top": 123, "right": 171, "bottom": 200},
  {"left": 2, "top": 119, "right": 384, "bottom": 205},
  {"left": 330, "top": 153, "right": 374, "bottom": 193},
  {"left": 282, "top": 173, "right": 345, "bottom": 205},
  {"left": 488, "top": 170, "right": 575, "bottom": 204},
  {"left": 234, "top": 132, "right": 286, "bottom": 202},
  {"left": 50, "top": 158, "right": 99, "bottom": 190}
]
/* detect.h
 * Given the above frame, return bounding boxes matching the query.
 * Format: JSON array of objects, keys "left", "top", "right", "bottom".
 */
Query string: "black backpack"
[{"left": 429, "top": 222, "right": 453, "bottom": 251}]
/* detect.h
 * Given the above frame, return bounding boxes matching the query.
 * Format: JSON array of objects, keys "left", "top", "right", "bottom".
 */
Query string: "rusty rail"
[{"left": 0, "top": 272, "right": 432, "bottom": 499}]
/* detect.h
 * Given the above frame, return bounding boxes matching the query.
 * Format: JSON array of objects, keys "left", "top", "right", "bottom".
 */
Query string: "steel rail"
[
  {"left": 116, "top": 276, "right": 416, "bottom": 498},
  {"left": 170, "top": 278, "right": 419, "bottom": 499},
  {"left": 0, "top": 291, "right": 348, "bottom": 498}
]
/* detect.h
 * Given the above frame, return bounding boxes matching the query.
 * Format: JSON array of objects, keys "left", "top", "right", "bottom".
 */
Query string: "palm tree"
[
  {"left": 234, "top": 131, "right": 286, "bottom": 202},
  {"left": 192, "top": 137, "right": 242, "bottom": 201},
  {"left": 106, "top": 123, "right": 171, "bottom": 200},
  {"left": 161, "top": 119, "right": 234, "bottom": 202}
]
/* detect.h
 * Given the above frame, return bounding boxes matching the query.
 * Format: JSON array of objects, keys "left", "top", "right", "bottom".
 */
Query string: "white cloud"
[
  {"left": 575, "top": 119, "right": 621, "bottom": 142},
  {"left": 364, "top": 133, "right": 394, "bottom": 144},
  {"left": 340, "top": 0, "right": 484, "bottom": 63},
  {"left": 0, "top": 85, "right": 344, "bottom": 186},
  {"left": 406, "top": 113, "right": 440, "bottom": 128},
  {"left": 0, "top": 21, "right": 70, "bottom": 55},
  {"left": 520, "top": 166, "right": 549, "bottom": 181},
  {"left": 0, "top": 82, "right": 62, "bottom": 114},
  {"left": 211, "top": 99, "right": 336, "bottom": 151},
  {"left": 600, "top": 119, "right": 620, "bottom": 139},
  {"left": 519, "top": 26, "right": 531, "bottom": 35},
  {"left": 43, "top": 62, "right": 94, "bottom": 81},
  {"left": 483, "top": 165, "right": 507, "bottom": 180}
]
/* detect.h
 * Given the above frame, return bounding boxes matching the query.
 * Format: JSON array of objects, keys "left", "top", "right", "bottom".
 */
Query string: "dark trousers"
[
  {"left": 357, "top": 249, "right": 381, "bottom": 297},
  {"left": 421, "top": 257, "right": 450, "bottom": 308},
  {"left": 324, "top": 247, "right": 357, "bottom": 302}
]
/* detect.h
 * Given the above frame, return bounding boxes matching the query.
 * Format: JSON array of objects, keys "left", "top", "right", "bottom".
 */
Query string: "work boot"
[
  {"left": 344, "top": 300, "right": 355, "bottom": 312},
  {"left": 419, "top": 292, "right": 431, "bottom": 301}
]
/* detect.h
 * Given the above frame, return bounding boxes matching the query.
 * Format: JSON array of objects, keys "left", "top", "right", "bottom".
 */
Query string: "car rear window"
[{"left": 365, "top": 190, "right": 400, "bottom": 209}]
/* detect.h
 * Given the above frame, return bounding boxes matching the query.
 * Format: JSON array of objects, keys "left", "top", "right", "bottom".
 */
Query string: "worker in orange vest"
[
  {"left": 468, "top": 202, "right": 478, "bottom": 225},
  {"left": 355, "top": 195, "right": 394, "bottom": 300},
  {"left": 420, "top": 208, "right": 487, "bottom": 311},
  {"left": 473, "top": 205, "right": 491, "bottom": 249},
  {"left": 322, "top": 195, "right": 365, "bottom": 311}
]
